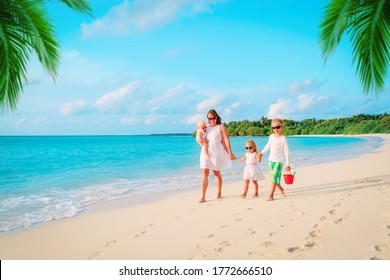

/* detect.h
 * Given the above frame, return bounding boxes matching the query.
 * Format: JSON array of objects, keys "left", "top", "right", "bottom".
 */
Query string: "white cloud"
[
  {"left": 164, "top": 49, "right": 181, "bottom": 58},
  {"left": 287, "top": 79, "right": 325, "bottom": 95},
  {"left": 145, "top": 115, "right": 165, "bottom": 125},
  {"left": 184, "top": 113, "right": 205, "bottom": 124},
  {"left": 120, "top": 116, "right": 138, "bottom": 126},
  {"left": 267, "top": 80, "right": 331, "bottom": 119},
  {"left": 231, "top": 101, "right": 241, "bottom": 108},
  {"left": 60, "top": 99, "right": 87, "bottom": 116},
  {"left": 33, "top": 118, "right": 48, "bottom": 125},
  {"left": 225, "top": 108, "right": 232, "bottom": 116},
  {"left": 267, "top": 98, "right": 293, "bottom": 119},
  {"left": 298, "top": 94, "right": 316, "bottom": 111},
  {"left": 81, "top": 0, "right": 226, "bottom": 38},
  {"left": 196, "top": 95, "right": 221, "bottom": 112},
  {"left": 15, "top": 118, "right": 26, "bottom": 128},
  {"left": 147, "top": 84, "right": 184, "bottom": 108},
  {"left": 95, "top": 81, "right": 142, "bottom": 113}
]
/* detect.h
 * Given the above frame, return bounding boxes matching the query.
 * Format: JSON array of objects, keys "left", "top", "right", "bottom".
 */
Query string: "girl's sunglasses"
[
  {"left": 245, "top": 147, "right": 253, "bottom": 150},
  {"left": 272, "top": 126, "right": 282, "bottom": 129}
]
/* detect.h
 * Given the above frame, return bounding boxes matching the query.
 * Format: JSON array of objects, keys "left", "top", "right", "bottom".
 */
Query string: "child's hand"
[{"left": 286, "top": 166, "right": 291, "bottom": 172}]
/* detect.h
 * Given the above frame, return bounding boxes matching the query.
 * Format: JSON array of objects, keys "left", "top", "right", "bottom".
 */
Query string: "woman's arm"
[
  {"left": 220, "top": 124, "right": 235, "bottom": 159},
  {"left": 235, "top": 154, "right": 246, "bottom": 162}
]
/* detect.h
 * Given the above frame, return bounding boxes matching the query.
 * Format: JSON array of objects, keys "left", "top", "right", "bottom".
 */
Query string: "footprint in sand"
[
  {"left": 269, "top": 232, "right": 277, "bottom": 237},
  {"left": 134, "top": 231, "right": 147, "bottom": 238},
  {"left": 304, "top": 242, "right": 317, "bottom": 248},
  {"left": 374, "top": 244, "right": 388, "bottom": 252},
  {"left": 287, "top": 246, "right": 301, "bottom": 253},
  {"left": 88, "top": 251, "right": 101, "bottom": 259},
  {"left": 259, "top": 241, "right": 273, "bottom": 248},
  {"left": 246, "top": 228, "right": 256, "bottom": 235},
  {"left": 213, "top": 240, "right": 230, "bottom": 254},
  {"left": 106, "top": 240, "right": 117, "bottom": 247},
  {"left": 329, "top": 210, "right": 336, "bottom": 215},
  {"left": 370, "top": 256, "right": 384, "bottom": 260},
  {"left": 219, "top": 225, "right": 228, "bottom": 230},
  {"left": 201, "top": 233, "right": 215, "bottom": 239},
  {"left": 219, "top": 240, "right": 230, "bottom": 247},
  {"left": 334, "top": 218, "right": 344, "bottom": 224}
]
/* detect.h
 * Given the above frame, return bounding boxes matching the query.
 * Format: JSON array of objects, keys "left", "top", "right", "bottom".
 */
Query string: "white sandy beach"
[{"left": 0, "top": 134, "right": 389, "bottom": 260}]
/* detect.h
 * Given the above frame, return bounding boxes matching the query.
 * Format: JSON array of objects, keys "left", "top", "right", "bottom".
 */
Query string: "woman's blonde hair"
[{"left": 246, "top": 140, "right": 257, "bottom": 152}]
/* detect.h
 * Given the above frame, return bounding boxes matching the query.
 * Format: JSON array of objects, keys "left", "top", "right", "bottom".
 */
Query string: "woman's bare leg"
[
  {"left": 213, "top": 170, "right": 222, "bottom": 199},
  {"left": 199, "top": 168, "right": 209, "bottom": 203}
]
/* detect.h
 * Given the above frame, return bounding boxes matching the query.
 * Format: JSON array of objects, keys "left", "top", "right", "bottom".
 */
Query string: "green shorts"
[{"left": 269, "top": 161, "right": 283, "bottom": 184}]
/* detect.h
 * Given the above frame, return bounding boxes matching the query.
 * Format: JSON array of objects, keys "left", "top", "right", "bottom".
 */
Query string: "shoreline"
[{"left": 0, "top": 134, "right": 389, "bottom": 259}]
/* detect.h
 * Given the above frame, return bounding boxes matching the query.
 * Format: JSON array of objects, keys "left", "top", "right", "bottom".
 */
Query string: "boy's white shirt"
[{"left": 260, "top": 134, "right": 290, "bottom": 166}]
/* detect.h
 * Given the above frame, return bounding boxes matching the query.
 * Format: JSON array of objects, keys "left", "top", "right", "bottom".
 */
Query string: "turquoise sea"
[{"left": 0, "top": 135, "right": 382, "bottom": 232}]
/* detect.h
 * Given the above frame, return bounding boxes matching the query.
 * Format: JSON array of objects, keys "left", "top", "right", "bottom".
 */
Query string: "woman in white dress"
[{"left": 199, "top": 109, "right": 235, "bottom": 203}]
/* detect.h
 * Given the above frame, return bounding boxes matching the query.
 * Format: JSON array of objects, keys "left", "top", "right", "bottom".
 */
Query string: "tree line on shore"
[{"left": 220, "top": 113, "right": 390, "bottom": 136}]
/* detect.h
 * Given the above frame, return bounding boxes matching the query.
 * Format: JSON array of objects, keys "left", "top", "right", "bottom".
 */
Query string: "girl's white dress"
[
  {"left": 200, "top": 125, "right": 232, "bottom": 170},
  {"left": 244, "top": 152, "right": 265, "bottom": 181}
]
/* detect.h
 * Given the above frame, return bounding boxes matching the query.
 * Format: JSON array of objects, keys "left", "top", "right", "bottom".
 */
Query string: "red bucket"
[{"left": 283, "top": 171, "right": 294, "bottom": 185}]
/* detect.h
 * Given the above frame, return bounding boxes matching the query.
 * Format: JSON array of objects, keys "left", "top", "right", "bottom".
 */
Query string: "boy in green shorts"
[{"left": 259, "top": 118, "right": 291, "bottom": 201}]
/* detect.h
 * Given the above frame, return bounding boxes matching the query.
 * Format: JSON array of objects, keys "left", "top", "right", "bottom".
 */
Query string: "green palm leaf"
[
  {"left": 319, "top": 0, "right": 390, "bottom": 96},
  {"left": 53, "top": 0, "right": 93, "bottom": 17},
  {"left": 319, "top": 0, "right": 351, "bottom": 61},
  {"left": 0, "top": 0, "right": 92, "bottom": 112},
  {"left": 349, "top": 0, "right": 390, "bottom": 94}
]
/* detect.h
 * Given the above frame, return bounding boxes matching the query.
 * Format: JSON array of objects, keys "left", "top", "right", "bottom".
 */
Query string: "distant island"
[{"left": 193, "top": 113, "right": 390, "bottom": 136}]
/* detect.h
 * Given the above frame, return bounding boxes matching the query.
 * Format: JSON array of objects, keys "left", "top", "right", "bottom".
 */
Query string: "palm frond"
[
  {"left": 349, "top": 0, "right": 390, "bottom": 95},
  {"left": 1, "top": 0, "right": 33, "bottom": 112},
  {"left": 19, "top": 0, "right": 61, "bottom": 78},
  {"left": 0, "top": 0, "right": 60, "bottom": 112},
  {"left": 0, "top": 0, "right": 93, "bottom": 112},
  {"left": 319, "top": 0, "right": 352, "bottom": 62},
  {"left": 53, "top": 0, "right": 93, "bottom": 17},
  {"left": 319, "top": 0, "right": 390, "bottom": 96}
]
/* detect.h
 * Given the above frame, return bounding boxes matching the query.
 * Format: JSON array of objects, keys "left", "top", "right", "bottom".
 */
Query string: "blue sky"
[{"left": 1, "top": 0, "right": 390, "bottom": 135}]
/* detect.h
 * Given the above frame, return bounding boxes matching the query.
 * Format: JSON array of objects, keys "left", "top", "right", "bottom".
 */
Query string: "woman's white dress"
[
  {"left": 243, "top": 152, "right": 264, "bottom": 181},
  {"left": 200, "top": 125, "right": 232, "bottom": 170}
]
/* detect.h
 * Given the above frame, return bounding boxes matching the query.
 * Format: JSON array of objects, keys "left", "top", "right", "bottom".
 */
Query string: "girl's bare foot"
[
  {"left": 199, "top": 198, "right": 206, "bottom": 203},
  {"left": 252, "top": 193, "right": 259, "bottom": 197},
  {"left": 267, "top": 197, "right": 274, "bottom": 201},
  {"left": 240, "top": 194, "right": 246, "bottom": 199}
]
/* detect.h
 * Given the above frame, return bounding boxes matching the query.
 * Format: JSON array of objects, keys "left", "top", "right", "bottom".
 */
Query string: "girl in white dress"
[
  {"left": 199, "top": 109, "right": 234, "bottom": 203},
  {"left": 235, "top": 140, "right": 264, "bottom": 198}
]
